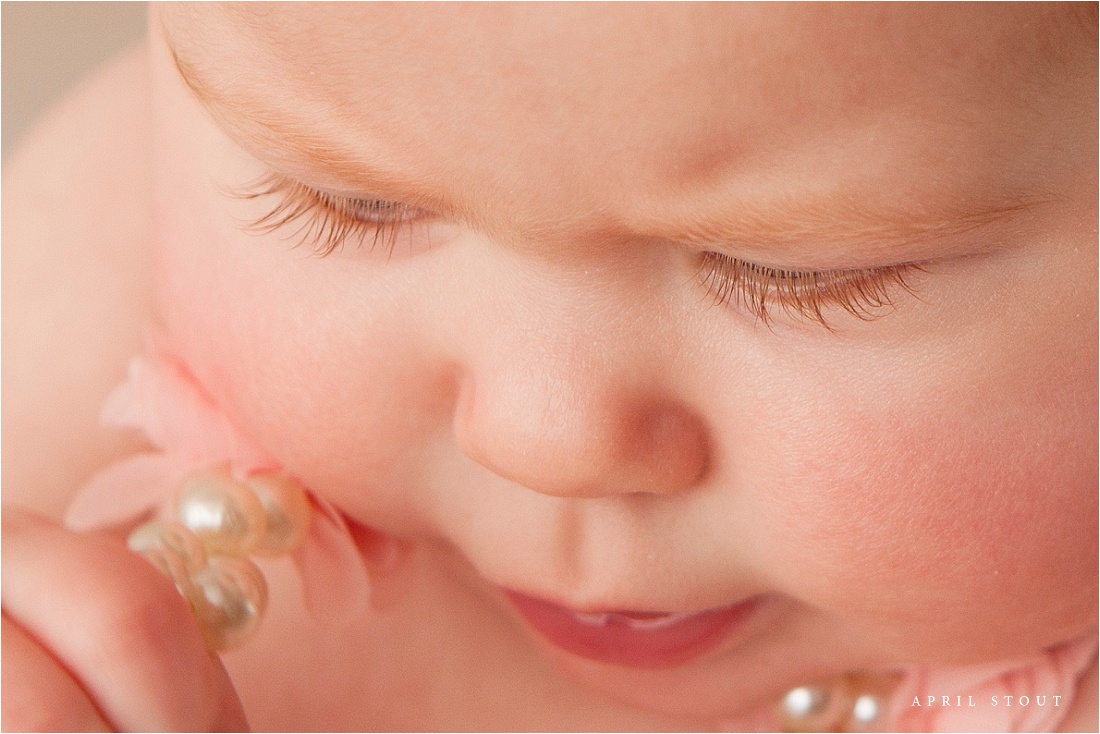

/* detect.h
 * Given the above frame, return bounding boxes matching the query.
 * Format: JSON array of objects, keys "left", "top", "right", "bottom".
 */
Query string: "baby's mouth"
[{"left": 504, "top": 590, "right": 763, "bottom": 668}]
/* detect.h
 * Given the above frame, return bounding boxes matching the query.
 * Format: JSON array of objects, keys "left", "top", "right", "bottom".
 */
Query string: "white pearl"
[
  {"left": 175, "top": 465, "right": 268, "bottom": 555},
  {"left": 850, "top": 693, "right": 881, "bottom": 726},
  {"left": 782, "top": 686, "right": 830, "bottom": 720},
  {"left": 128, "top": 521, "right": 208, "bottom": 595},
  {"left": 244, "top": 471, "right": 311, "bottom": 555},
  {"left": 779, "top": 685, "right": 844, "bottom": 733},
  {"left": 128, "top": 521, "right": 208, "bottom": 574},
  {"left": 186, "top": 556, "right": 269, "bottom": 651}
]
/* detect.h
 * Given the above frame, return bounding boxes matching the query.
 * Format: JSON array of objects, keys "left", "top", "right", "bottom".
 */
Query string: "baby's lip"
[{"left": 504, "top": 589, "right": 764, "bottom": 668}]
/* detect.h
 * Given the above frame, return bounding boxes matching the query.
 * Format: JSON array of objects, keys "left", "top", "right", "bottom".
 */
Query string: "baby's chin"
[{"left": 404, "top": 535, "right": 849, "bottom": 722}]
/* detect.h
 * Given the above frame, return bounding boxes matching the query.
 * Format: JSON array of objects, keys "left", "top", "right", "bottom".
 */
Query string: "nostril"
[{"left": 629, "top": 403, "right": 711, "bottom": 492}]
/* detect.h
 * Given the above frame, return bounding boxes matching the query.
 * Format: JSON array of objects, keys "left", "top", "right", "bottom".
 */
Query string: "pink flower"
[{"left": 64, "top": 336, "right": 370, "bottom": 625}]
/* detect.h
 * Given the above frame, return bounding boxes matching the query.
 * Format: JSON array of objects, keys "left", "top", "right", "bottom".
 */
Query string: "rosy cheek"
[{"left": 761, "top": 370, "right": 1096, "bottom": 661}]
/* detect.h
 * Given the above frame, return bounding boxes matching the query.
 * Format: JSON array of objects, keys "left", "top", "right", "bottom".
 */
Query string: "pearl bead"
[
  {"left": 850, "top": 694, "right": 881, "bottom": 727},
  {"left": 782, "top": 686, "right": 829, "bottom": 719},
  {"left": 128, "top": 521, "right": 208, "bottom": 574},
  {"left": 175, "top": 465, "right": 268, "bottom": 555},
  {"left": 779, "top": 673, "right": 899, "bottom": 732},
  {"left": 780, "top": 685, "right": 843, "bottom": 732},
  {"left": 244, "top": 471, "right": 311, "bottom": 555},
  {"left": 185, "top": 556, "right": 269, "bottom": 651},
  {"left": 127, "top": 521, "right": 208, "bottom": 595}
]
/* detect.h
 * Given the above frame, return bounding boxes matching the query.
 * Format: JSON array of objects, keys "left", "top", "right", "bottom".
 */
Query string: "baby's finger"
[
  {"left": 1, "top": 508, "right": 249, "bottom": 732},
  {"left": 2, "top": 614, "right": 112, "bottom": 732}
]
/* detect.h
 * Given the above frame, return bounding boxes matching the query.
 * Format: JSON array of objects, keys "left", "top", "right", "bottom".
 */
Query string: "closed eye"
[
  {"left": 698, "top": 250, "right": 922, "bottom": 329},
  {"left": 228, "top": 172, "right": 428, "bottom": 257}
]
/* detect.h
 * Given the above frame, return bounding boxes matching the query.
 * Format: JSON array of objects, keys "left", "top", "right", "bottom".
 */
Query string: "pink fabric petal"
[
  {"left": 891, "top": 634, "right": 1098, "bottom": 732},
  {"left": 99, "top": 365, "right": 144, "bottom": 430},
  {"left": 290, "top": 493, "right": 371, "bottom": 625},
  {"left": 64, "top": 452, "right": 191, "bottom": 531},
  {"left": 102, "top": 348, "right": 275, "bottom": 471}
]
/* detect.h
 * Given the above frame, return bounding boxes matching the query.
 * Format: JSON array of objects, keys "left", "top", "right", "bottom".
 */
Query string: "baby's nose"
[{"left": 453, "top": 357, "right": 710, "bottom": 498}]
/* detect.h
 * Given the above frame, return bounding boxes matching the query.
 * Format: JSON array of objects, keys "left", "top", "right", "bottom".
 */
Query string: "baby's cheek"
[
  {"left": 155, "top": 224, "right": 440, "bottom": 511},
  {"left": 761, "top": 378, "right": 1096, "bottom": 663},
  {"left": 150, "top": 68, "right": 447, "bottom": 519}
]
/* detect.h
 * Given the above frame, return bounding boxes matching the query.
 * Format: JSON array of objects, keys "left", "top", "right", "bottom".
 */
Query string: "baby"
[{"left": 3, "top": 3, "right": 1097, "bottom": 731}]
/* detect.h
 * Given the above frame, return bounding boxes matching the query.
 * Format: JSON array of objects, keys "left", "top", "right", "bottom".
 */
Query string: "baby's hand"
[{"left": 2, "top": 509, "right": 249, "bottom": 732}]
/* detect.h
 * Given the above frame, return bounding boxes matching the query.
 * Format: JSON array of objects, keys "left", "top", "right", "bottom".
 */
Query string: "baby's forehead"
[
  {"left": 166, "top": 3, "right": 1086, "bottom": 88},
  {"left": 158, "top": 4, "right": 1090, "bottom": 255}
]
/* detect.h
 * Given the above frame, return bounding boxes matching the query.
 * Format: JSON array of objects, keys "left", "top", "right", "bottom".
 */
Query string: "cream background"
[{"left": 2, "top": 1, "right": 147, "bottom": 160}]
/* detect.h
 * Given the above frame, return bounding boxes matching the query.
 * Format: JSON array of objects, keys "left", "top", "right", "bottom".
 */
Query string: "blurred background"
[{"left": 2, "top": 2, "right": 147, "bottom": 160}]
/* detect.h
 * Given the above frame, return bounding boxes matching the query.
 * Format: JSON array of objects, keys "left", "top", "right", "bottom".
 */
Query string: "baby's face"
[{"left": 151, "top": 3, "right": 1096, "bottom": 720}]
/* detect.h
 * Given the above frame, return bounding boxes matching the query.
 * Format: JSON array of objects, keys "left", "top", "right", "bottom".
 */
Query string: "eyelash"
[
  {"left": 697, "top": 251, "right": 920, "bottom": 328},
  {"left": 232, "top": 173, "right": 421, "bottom": 257},
  {"left": 233, "top": 174, "right": 918, "bottom": 327}
]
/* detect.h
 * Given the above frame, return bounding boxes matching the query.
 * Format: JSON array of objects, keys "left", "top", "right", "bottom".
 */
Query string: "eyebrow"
[
  {"left": 170, "top": 42, "right": 317, "bottom": 157},
  {"left": 165, "top": 27, "right": 1051, "bottom": 260},
  {"left": 165, "top": 31, "right": 450, "bottom": 214},
  {"left": 640, "top": 192, "right": 1047, "bottom": 263}
]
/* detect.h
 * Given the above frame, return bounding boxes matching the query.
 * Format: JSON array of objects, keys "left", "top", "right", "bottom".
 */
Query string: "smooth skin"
[{"left": 3, "top": 4, "right": 1097, "bottom": 731}]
